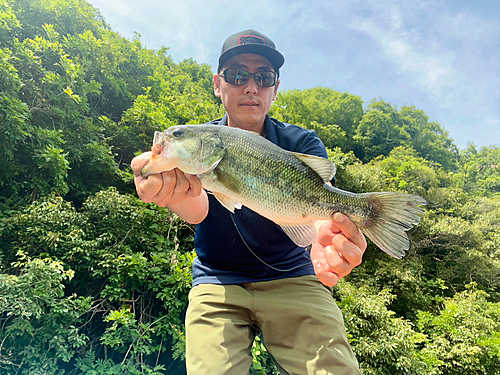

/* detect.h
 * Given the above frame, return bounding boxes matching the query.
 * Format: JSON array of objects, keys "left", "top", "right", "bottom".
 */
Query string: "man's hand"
[
  {"left": 311, "top": 213, "right": 367, "bottom": 287},
  {"left": 131, "top": 152, "right": 203, "bottom": 207}
]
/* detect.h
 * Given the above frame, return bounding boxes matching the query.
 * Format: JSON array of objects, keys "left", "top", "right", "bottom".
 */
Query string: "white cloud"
[{"left": 348, "top": 3, "right": 458, "bottom": 96}]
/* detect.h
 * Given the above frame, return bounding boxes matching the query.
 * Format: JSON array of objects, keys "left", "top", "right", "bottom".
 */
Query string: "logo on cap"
[{"left": 239, "top": 35, "right": 266, "bottom": 46}]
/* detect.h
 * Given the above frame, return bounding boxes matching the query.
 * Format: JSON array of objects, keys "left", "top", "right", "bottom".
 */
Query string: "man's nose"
[{"left": 243, "top": 75, "right": 259, "bottom": 95}]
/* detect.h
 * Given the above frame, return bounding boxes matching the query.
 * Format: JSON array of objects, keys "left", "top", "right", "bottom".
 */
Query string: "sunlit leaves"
[
  {"left": 336, "top": 281, "right": 430, "bottom": 374},
  {"left": 455, "top": 144, "right": 500, "bottom": 196},
  {"left": 0, "top": 253, "right": 91, "bottom": 371},
  {"left": 1, "top": 188, "right": 193, "bottom": 372},
  {"left": 354, "top": 100, "right": 458, "bottom": 169},
  {"left": 271, "top": 87, "right": 363, "bottom": 151},
  {"left": 418, "top": 286, "right": 500, "bottom": 374}
]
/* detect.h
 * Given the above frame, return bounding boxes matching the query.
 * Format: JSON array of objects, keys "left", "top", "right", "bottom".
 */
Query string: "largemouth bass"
[{"left": 141, "top": 125, "right": 426, "bottom": 258}]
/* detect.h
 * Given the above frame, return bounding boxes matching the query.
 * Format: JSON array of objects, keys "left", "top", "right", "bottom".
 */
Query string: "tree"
[
  {"left": 354, "top": 100, "right": 458, "bottom": 170},
  {"left": 0, "top": 1, "right": 222, "bottom": 208},
  {"left": 418, "top": 285, "right": 500, "bottom": 375},
  {"left": 0, "top": 254, "right": 91, "bottom": 373},
  {"left": 271, "top": 87, "right": 363, "bottom": 151},
  {"left": 0, "top": 188, "right": 194, "bottom": 373},
  {"left": 454, "top": 144, "right": 500, "bottom": 196},
  {"left": 335, "top": 281, "right": 431, "bottom": 374}
]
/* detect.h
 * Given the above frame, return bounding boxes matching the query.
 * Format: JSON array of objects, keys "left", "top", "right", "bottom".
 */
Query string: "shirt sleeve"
[{"left": 294, "top": 130, "right": 329, "bottom": 159}]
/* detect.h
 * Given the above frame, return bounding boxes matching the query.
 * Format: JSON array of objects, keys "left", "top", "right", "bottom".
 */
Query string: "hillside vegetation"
[{"left": 1, "top": 0, "right": 499, "bottom": 373}]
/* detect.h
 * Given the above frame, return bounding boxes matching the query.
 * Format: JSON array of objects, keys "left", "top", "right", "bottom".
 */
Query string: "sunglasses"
[{"left": 219, "top": 68, "right": 278, "bottom": 87}]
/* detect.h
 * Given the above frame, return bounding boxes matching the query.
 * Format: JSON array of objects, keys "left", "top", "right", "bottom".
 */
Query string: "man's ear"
[
  {"left": 214, "top": 73, "right": 221, "bottom": 98},
  {"left": 272, "top": 80, "right": 280, "bottom": 101}
]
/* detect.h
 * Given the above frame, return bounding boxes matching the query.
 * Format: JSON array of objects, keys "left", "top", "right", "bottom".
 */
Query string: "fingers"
[
  {"left": 152, "top": 169, "right": 180, "bottom": 206},
  {"left": 310, "top": 240, "right": 342, "bottom": 287},
  {"left": 330, "top": 213, "right": 367, "bottom": 251},
  {"left": 135, "top": 173, "right": 164, "bottom": 203},
  {"left": 312, "top": 213, "right": 367, "bottom": 286},
  {"left": 329, "top": 236, "right": 363, "bottom": 270},
  {"left": 131, "top": 149, "right": 203, "bottom": 206},
  {"left": 165, "top": 169, "right": 197, "bottom": 206},
  {"left": 132, "top": 152, "right": 162, "bottom": 202},
  {"left": 132, "top": 152, "right": 203, "bottom": 207},
  {"left": 185, "top": 173, "right": 203, "bottom": 198},
  {"left": 313, "top": 257, "right": 339, "bottom": 287}
]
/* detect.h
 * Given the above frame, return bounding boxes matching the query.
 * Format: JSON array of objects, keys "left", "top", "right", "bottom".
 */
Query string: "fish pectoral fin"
[
  {"left": 292, "top": 152, "right": 336, "bottom": 183},
  {"left": 213, "top": 192, "right": 242, "bottom": 213},
  {"left": 279, "top": 223, "right": 318, "bottom": 247},
  {"left": 214, "top": 168, "right": 242, "bottom": 194}
]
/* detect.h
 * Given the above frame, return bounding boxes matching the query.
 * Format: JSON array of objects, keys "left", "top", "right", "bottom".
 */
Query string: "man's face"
[{"left": 214, "top": 53, "right": 280, "bottom": 133}]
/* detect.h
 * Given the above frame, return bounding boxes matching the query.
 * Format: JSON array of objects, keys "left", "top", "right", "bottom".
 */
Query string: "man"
[{"left": 132, "top": 30, "right": 366, "bottom": 375}]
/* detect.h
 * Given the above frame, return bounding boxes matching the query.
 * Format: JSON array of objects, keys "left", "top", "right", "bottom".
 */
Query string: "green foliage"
[
  {"left": 327, "top": 146, "right": 385, "bottom": 194},
  {"left": 76, "top": 352, "right": 167, "bottom": 375},
  {"left": 0, "top": 253, "right": 91, "bottom": 374},
  {"left": 271, "top": 87, "right": 363, "bottom": 151},
  {"left": 0, "top": 0, "right": 222, "bottom": 209},
  {"left": 354, "top": 99, "right": 458, "bottom": 170},
  {"left": 0, "top": 188, "right": 194, "bottom": 373},
  {"left": 420, "top": 196, "right": 500, "bottom": 299},
  {"left": 12, "top": 0, "right": 109, "bottom": 40},
  {"left": 418, "top": 285, "right": 500, "bottom": 374},
  {"left": 336, "top": 281, "right": 430, "bottom": 374},
  {"left": 454, "top": 144, "right": 500, "bottom": 196},
  {"left": 373, "top": 146, "right": 445, "bottom": 198},
  {"left": 355, "top": 104, "right": 410, "bottom": 161},
  {"left": 328, "top": 145, "right": 500, "bottom": 374},
  {"left": 250, "top": 335, "right": 280, "bottom": 375}
]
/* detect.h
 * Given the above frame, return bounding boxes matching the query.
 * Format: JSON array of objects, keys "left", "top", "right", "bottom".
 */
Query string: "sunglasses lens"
[
  {"left": 222, "top": 69, "right": 276, "bottom": 87},
  {"left": 223, "top": 69, "right": 248, "bottom": 85},
  {"left": 255, "top": 72, "right": 276, "bottom": 87}
]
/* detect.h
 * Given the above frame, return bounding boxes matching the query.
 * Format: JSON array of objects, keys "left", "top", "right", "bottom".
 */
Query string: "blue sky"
[{"left": 86, "top": 0, "right": 500, "bottom": 150}]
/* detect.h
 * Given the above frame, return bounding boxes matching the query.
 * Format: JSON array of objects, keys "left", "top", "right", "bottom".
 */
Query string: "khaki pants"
[{"left": 185, "top": 275, "right": 360, "bottom": 375}]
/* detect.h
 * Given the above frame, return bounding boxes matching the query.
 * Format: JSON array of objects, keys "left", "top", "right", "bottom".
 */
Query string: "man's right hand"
[{"left": 131, "top": 152, "right": 203, "bottom": 207}]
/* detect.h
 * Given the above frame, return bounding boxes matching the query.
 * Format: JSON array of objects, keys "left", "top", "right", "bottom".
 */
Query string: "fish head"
[{"left": 141, "top": 125, "right": 225, "bottom": 177}]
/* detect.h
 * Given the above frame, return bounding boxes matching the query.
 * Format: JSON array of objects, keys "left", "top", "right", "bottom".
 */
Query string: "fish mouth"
[
  {"left": 140, "top": 138, "right": 173, "bottom": 178},
  {"left": 141, "top": 158, "right": 166, "bottom": 178},
  {"left": 145, "top": 138, "right": 203, "bottom": 177}
]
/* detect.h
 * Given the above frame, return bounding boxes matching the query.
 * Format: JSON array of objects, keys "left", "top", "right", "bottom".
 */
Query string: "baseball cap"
[{"left": 217, "top": 29, "right": 285, "bottom": 73}]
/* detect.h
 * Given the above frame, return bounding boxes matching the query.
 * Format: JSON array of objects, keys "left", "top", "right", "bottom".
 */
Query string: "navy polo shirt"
[{"left": 192, "top": 114, "right": 329, "bottom": 286}]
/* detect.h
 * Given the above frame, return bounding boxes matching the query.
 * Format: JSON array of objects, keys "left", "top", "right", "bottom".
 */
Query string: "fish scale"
[
  {"left": 210, "top": 129, "right": 329, "bottom": 222},
  {"left": 141, "top": 125, "right": 427, "bottom": 258}
]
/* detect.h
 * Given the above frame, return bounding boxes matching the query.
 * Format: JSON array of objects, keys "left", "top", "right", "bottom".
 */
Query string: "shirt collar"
[{"left": 218, "top": 114, "right": 278, "bottom": 144}]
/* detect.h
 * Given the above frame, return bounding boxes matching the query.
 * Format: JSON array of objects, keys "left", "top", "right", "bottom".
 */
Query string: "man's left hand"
[{"left": 311, "top": 213, "right": 367, "bottom": 287}]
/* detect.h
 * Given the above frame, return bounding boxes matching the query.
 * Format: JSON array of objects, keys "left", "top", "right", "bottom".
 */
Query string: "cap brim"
[{"left": 218, "top": 44, "right": 285, "bottom": 72}]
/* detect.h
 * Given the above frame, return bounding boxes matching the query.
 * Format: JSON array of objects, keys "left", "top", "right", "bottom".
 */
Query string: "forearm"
[{"left": 167, "top": 189, "right": 209, "bottom": 224}]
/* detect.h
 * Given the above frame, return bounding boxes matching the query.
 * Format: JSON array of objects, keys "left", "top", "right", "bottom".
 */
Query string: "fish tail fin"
[{"left": 355, "top": 192, "right": 426, "bottom": 259}]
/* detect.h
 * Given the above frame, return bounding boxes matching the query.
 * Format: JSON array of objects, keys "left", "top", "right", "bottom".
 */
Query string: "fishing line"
[{"left": 230, "top": 212, "right": 310, "bottom": 272}]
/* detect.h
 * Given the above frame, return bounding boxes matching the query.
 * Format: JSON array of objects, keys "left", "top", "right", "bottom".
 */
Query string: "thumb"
[{"left": 131, "top": 152, "right": 152, "bottom": 176}]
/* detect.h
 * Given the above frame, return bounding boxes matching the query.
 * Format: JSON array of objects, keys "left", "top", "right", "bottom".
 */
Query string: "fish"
[{"left": 141, "top": 124, "right": 426, "bottom": 258}]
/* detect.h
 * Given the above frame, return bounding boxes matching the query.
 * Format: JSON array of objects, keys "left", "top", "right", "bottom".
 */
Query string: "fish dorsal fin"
[
  {"left": 292, "top": 152, "right": 336, "bottom": 183},
  {"left": 279, "top": 223, "right": 318, "bottom": 247},
  {"left": 213, "top": 192, "right": 242, "bottom": 213}
]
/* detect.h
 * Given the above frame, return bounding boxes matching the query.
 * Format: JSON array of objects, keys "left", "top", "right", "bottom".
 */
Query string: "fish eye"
[{"left": 172, "top": 128, "right": 183, "bottom": 138}]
